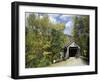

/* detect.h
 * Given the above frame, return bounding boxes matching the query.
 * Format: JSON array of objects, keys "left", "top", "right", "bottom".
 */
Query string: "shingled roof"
[{"left": 64, "top": 40, "right": 80, "bottom": 49}]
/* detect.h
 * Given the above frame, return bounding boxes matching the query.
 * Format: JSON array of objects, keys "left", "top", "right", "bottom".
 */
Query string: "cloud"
[
  {"left": 64, "top": 21, "right": 73, "bottom": 35},
  {"left": 48, "top": 14, "right": 61, "bottom": 24},
  {"left": 49, "top": 15, "right": 57, "bottom": 24},
  {"left": 48, "top": 14, "right": 73, "bottom": 35},
  {"left": 59, "top": 15, "right": 72, "bottom": 22},
  {"left": 65, "top": 21, "right": 73, "bottom": 27},
  {"left": 48, "top": 14, "right": 73, "bottom": 24}
]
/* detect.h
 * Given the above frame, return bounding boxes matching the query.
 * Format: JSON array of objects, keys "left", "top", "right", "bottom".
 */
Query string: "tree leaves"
[
  {"left": 72, "top": 16, "right": 89, "bottom": 60},
  {"left": 25, "top": 13, "right": 68, "bottom": 68}
]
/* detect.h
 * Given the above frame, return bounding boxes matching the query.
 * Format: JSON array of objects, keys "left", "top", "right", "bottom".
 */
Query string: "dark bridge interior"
[{"left": 69, "top": 47, "right": 78, "bottom": 57}]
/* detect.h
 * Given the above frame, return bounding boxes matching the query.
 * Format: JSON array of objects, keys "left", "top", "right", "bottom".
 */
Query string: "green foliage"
[
  {"left": 25, "top": 13, "right": 68, "bottom": 68},
  {"left": 37, "top": 56, "right": 51, "bottom": 67},
  {"left": 25, "top": 13, "right": 89, "bottom": 67},
  {"left": 72, "top": 16, "right": 89, "bottom": 59}
]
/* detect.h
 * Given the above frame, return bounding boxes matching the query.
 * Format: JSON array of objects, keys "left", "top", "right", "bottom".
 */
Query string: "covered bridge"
[{"left": 62, "top": 41, "right": 80, "bottom": 60}]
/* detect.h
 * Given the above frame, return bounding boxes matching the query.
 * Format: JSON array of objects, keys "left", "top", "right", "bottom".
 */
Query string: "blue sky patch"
[{"left": 48, "top": 14, "right": 73, "bottom": 35}]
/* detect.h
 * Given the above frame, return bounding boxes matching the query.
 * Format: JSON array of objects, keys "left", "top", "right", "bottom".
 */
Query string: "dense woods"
[
  {"left": 72, "top": 16, "right": 89, "bottom": 61},
  {"left": 25, "top": 13, "right": 89, "bottom": 68},
  {"left": 25, "top": 13, "right": 68, "bottom": 68}
]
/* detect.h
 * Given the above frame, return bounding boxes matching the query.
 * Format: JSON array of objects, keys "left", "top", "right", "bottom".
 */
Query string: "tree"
[
  {"left": 25, "top": 13, "right": 51, "bottom": 68},
  {"left": 72, "top": 16, "right": 89, "bottom": 60},
  {"left": 25, "top": 13, "right": 68, "bottom": 68}
]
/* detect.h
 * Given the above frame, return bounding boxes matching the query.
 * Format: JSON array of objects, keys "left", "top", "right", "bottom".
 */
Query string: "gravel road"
[{"left": 49, "top": 57, "right": 87, "bottom": 67}]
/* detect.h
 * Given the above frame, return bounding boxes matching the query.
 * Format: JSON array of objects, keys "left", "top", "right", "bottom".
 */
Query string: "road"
[{"left": 49, "top": 57, "right": 87, "bottom": 67}]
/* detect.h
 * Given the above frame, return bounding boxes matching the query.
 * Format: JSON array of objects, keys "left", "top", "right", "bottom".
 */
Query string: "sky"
[
  {"left": 26, "top": 13, "right": 74, "bottom": 36},
  {"left": 48, "top": 14, "right": 73, "bottom": 35}
]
